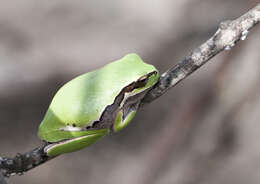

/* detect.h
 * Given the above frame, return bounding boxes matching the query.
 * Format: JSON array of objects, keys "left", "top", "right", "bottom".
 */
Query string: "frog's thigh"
[
  {"left": 114, "top": 110, "right": 136, "bottom": 132},
  {"left": 46, "top": 133, "right": 107, "bottom": 156}
]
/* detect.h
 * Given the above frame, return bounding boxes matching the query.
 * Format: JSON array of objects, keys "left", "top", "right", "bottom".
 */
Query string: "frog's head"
[{"left": 111, "top": 70, "right": 159, "bottom": 132}]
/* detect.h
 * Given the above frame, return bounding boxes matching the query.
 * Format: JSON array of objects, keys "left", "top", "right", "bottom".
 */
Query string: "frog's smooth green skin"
[{"left": 38, "top": 53, "right": 159, "bottom": 156}]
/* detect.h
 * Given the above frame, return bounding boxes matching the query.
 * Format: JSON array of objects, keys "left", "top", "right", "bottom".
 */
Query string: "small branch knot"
[{"left": 220, "top": 20, "right": 232, "bottom": 30}]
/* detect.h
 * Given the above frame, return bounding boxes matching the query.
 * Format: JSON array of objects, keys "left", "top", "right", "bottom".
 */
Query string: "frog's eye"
[
  {"left": 138, "top": 71, "right": 157, "bottom": 83},
  {"left": 135, "top": 75, "right": 148, "bottom": 88},
  {"left": 138, "top": 75, "right": 147, "bottom": 82},
  {"left": 135, "top": 71, "right": 158, "bottom": 89},
  {"left": 121, "top": 74, "right": 151, "bottom": 94}
]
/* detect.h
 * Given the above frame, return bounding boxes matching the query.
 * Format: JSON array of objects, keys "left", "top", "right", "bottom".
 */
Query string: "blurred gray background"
[{"left": 1, "top": 0, "right": 260, "bottom": 183}]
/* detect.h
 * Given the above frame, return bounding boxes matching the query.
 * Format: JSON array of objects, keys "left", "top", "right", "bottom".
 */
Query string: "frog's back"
[{"left": 38, "top": 54, "right": 156, "bottom": 142}]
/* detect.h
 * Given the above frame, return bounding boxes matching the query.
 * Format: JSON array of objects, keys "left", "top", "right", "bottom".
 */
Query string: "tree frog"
[{"left": 38, "top": 54, "right": 159, "bottom": 156}]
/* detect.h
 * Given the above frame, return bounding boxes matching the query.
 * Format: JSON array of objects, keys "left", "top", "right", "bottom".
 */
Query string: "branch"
[
  {"left": 0, "top": 172, "right": 7, "bottom": 184},
  {"left": 141, "top": 4, "right": 260, "bottom": 104},
  {"left": 0, "top": 3, "right": 260, "bottom": 180},
  {"left": 0, "top": 144, "right": 54, "bottom": 178}
]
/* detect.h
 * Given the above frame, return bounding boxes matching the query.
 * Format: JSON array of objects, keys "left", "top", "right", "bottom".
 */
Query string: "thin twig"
[
  {"left": 0, "top": 3, "right": 259, "bottom": 180},
  {"left": 141, "top": 4, "right": 260, "bottom": 104}
]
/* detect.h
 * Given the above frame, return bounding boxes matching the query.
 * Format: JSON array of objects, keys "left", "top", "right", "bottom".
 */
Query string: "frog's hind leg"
[{"left": 44, "top": 132, "right": 108, "bottom": 156}]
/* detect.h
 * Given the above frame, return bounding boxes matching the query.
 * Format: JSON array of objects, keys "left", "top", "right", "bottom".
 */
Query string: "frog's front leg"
[{"left": 113, "top": 110, "right": 136, "bottom": 132}]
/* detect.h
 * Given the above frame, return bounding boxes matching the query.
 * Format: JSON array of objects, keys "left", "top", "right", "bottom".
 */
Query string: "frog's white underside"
[{"left": 59, "top": 125, "right": 83, "bottom": 131}]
